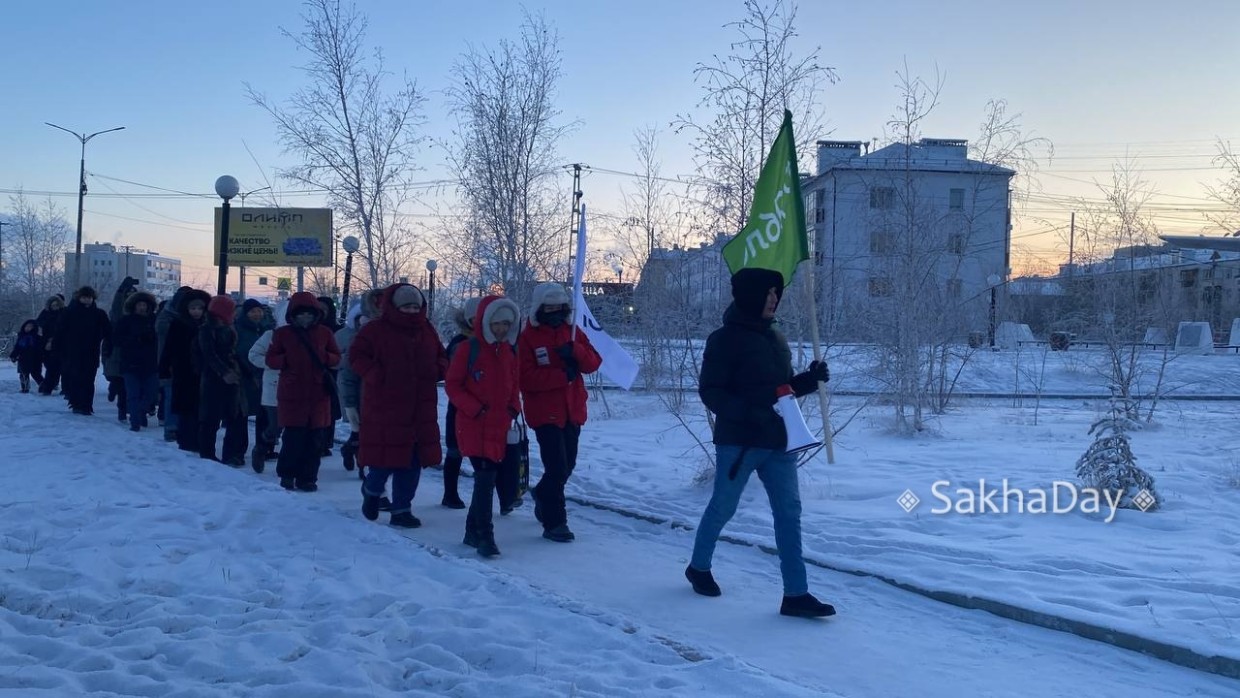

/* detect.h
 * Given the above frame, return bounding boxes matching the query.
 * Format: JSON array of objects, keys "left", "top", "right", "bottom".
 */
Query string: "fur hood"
[
  {"left": 123, "top": 291, "right": 158, "bottom": 315},
  {"left": 476, "top": 296, "right": 520, "bottom": 345},
  {"left": 528, "top": 282, "right": 571, "bottom": 327}
]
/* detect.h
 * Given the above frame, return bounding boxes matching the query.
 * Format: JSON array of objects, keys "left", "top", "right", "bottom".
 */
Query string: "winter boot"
[
  {"left": 542, "top": 524, "right": 575, "bottom": 543},
  {"left": 341, "top": 433, "right": 359, "bottom": 471},
  {"left": 685, "top": 566, "right": 722, "bottom": 597},
  {"left": 779, "top": 593, "right": 836, "bottom": 618},
  {"left": 280, "top": 477, "right": 296, "bottom": 491},
  {"left": 295, "top": 482, "right": 318, "bottom": 493},
  {"left": 361, "top": 485, "right": 381, "bottom": 521},
  {"left": 377, "top": 496, "right": 393, "bottom": 511},
  {"left": 107, "top": 381, "right": 118, "bottom": 402},
  {"left": 442, "top": 455, "right": 464, "bottom": 509},
  {"left": 463, "top": 528, "right": 480, "bottom": 548},
  {"left": 389, "top": 512, "right": 421, "bottom": 529},
  {"left": 476, "top": 534, "right": 500, "bottom": 558},
  {"left": 117, "top": 405, "right": 127, "bottom": 422},
  {"left": 250, "top": 445, "right": 266, "bottom": 474},
  {"left": 442, "top": 493, "right": 466, "bottom": 509}
]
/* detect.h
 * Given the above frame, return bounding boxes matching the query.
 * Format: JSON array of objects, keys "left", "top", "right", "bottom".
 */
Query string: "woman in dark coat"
[
  {"left": 234, "top": 298, "right": 272, "bottom": 458},
  {"left": 265, "top": 292, "right": 340, "bottom": 492},
  {"left": 102, "top": 276, "right": 139, "bottom": 420},
  {"left": 54, "top": 286, "right": 111, "bottom": 415},
  {"left": 351, "top": 284, "right": 446, "bottom": 528},
  {"left": 112, "top": 291, "right": 159, "bottom": 431},
  {"left": 36, "top": 295, "right": 64, "bottom": 395},
  {"left": 197, "top": 295, "right": 248, "bottom": 465},
  {"left": 9, "top": 320, "right": 44, "bottom": 393},
  {"left": 159, "top": 289, "right": 210, "bottom": 452}
]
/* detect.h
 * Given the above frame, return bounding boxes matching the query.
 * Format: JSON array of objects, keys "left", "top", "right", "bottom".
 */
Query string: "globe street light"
[
  {"left": 45, "top": 122, "right": 125, "bottom": 288},
  {"left": 425, "top": 259, "right": 438, "bottom": 320},
  {"left": 215, "top": 175, "right": 240, "bottom": 296},
  {"left": 339, "top": 235, "right": 360, "bottom": 325}
]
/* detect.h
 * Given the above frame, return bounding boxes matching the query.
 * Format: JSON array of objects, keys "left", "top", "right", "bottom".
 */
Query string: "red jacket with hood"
[
  {"left": 445, "top": 296, "right": 522, "bottom": 463},
  {"left": 265, "top": 292, "right": 341, "bottom": 428},
  {"left": 349, "top": 284, "right": 447, "bottom": 469},
  {"left": 517, "top": 319, "right": 602, "bottom": 429}
]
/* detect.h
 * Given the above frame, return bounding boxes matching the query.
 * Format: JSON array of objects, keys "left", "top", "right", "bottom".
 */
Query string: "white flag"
[{"left": 572, "top": 204, "right": 640, "bottom": 390}]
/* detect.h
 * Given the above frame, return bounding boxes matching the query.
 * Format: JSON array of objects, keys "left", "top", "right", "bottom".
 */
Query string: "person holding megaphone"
[{"left": 685, "top": 267, "right": 835, "bottom": 619}]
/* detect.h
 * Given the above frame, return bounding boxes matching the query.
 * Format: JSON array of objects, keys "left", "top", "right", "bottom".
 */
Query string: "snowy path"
[{"left": 1, "top": 374, "right": 1236, "bottom": 695}]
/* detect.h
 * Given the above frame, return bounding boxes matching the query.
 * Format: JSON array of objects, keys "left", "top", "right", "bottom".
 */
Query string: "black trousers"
[
  {"left": 277, "top": 426, "right": 323, "bottom": 486},
  {"left": 200, "top": 411, "right": 248, "bottom": 461},
  {"left": 64, "top": 362, "right": 99, "bottom": 412},
  {"left": 466, "top": 458, "right": 498, "bottom": 538},
  {"left": 532, "top": 423, "right": 581, "bottom": 530},
  {"left": 40, "top": 353, "right": 61, "bottom": 394},
  {"left": 443, "top": 403, "right": 462, "bottom": 498}
]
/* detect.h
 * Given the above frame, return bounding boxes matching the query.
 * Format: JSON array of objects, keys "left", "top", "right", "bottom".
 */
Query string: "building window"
[
  {"left": 947, "top": 233, "right": 965, "bottom": 255},
  {"left": 870, "top": 187, "right": 895, "bottom": 210},
  {"left": 868, "top": 277, "right": 893, "bottom": 297},
  {"left": 815, "top": 207, "right": 825, "bottom": 223},
  {"left": 870, "top": 230, "right": 895, "bottom": 255},
  {"left": 1180, "top": 269, "right": 1198, "bottom": 287},
  {"left": 949, "top": 188, "right": 965, "bottom": 211},
  {"left": 947, "top": 278, "right": 962, "bottom": 299}
]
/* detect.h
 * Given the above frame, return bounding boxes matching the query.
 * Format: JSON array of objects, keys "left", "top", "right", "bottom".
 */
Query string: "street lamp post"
[
  {"left": 215, "top": 176, "right": 240, "bottom": 296},
  {"left": 425, "top": 259, "right": 438, "bottom": 321},
  {"left": 45, "top": 122, "right": 125, "bottom": 288},
  {"left": 339, "top": 236, "right": 360, "bottom": 326}
]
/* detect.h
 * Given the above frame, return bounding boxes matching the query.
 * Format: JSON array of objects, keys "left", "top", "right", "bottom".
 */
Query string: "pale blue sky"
[{"left": 3, "top": 0, "right": 1238, "bottom": 282}]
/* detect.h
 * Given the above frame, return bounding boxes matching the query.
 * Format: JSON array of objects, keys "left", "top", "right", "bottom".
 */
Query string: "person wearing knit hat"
[
  {"left": 517, "top": 281, "right": 602, "bottom": 543},
  {"left": 685, "top": 267, "right": 834, "bottom": 619},
  {"left": 351, "top": 283, "right": 447, "bottom": 528},
  {"left": 160, "top": 289, "right": 211, "bottom": 451},
  {"left": 440, "top": 295, "right": 484, "bottom": 510}
]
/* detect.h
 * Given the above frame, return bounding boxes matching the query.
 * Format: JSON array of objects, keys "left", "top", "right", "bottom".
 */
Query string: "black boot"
[
  {"left": 780, "top": 593, "right": 836, "bottom": 618},
  {"left": 361, "top": 485, "right": 381, "bottom": 521},
  {"left": 542, "top": 524, "right": 575, "bottom": 543},
  {"left": 476, "top": 534, "right": 500, "bottom": 558},
  {"left": 389, "top": 512, "right": 421, "bottom": 529},
  {"left": 250, "top": 445, "right": 266, "bottom": 474},
  {"left": 341, "top": 433, "right": 358, "bottom": 471},
  {"left": 685, "top": 565, "right": 722, "bottom": 597},
  {"left": 442, "top": 455, "right": 464, "bottom": 508},
  {"left": 463, "top": 528, "right": 480, "bottom": 548}
]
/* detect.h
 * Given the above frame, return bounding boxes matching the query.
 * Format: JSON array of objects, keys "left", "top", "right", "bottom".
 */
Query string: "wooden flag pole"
[{"left": 802, "top": 258, "right": 835, "bottom": 464}]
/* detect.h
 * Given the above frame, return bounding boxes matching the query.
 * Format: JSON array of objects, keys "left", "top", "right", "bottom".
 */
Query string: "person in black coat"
[
  {"left": 234, "top": 298, "right": 271, "bottom": 457},
  {"left": 159, "top": 289, "right": 210, "bottom": 452},
  {"left": 102, "top": 276, "right": 140, "bottom": 420},
  {"left": 316, "top": 295, "right": 343, "bottom": 454},
  {"left": 112, "top": 291, "right": 159, "bottom": 431},
  {"left": 197, "top": 295, "right": 248, "bottom": 465},
  {"left": 685, "top": 267, "right": 835, "bottom": 619},
  {"left": 9, "top": 320, "right": 44, "bottom": 393},
  {"left": 54, "top": 286, "right": 111, "bottom": 415},
  {"left": 35, "top": 295, "right": 65, "bottom": 395}
]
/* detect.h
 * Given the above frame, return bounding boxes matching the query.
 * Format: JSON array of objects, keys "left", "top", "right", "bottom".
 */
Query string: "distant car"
[{"left": 283, "top": 237, "right": 323, "bottom": 257}]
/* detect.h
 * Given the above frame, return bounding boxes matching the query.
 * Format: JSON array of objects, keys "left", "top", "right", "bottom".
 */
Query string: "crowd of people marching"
[{"left": 10, "top": 270, "right": 836, "bottom": 617}]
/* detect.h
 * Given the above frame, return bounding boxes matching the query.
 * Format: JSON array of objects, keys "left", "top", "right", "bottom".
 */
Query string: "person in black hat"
[
  {"left": 684, "top": 267, "right": 834, "bottom": 618},
  {"left": 54, "top": 285, "right": 111, "bottom": 415}
]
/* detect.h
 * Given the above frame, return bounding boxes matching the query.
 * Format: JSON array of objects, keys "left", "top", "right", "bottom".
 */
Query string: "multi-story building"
[
  {"left": 801, "top": 138, "right": 1015, "bottom": 339},
  {"left": 65, "top": 242, "right": 182, "bottom": 300}
]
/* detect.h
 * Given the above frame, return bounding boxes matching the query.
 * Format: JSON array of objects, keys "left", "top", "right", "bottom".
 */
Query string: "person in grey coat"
[{"left": 336, "top": 289, "right": 384, "bottom": 477}]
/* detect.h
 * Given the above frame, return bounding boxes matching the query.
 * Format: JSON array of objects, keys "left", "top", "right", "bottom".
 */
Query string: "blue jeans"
[
  {"left": 363, "top": 452, "right": 422, "bottom": 515},
  {"left": 690, "top": 445, "right": 807, "bottom": 596},
  {"left": 162, "top": 383, "right": 179, "bottom": 435},
  {"left": 123, "top": 372, "right": 159, "bottom": 429}
]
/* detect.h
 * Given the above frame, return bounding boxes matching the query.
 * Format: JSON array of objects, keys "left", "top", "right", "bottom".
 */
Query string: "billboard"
[{"left": 213, "top": 207, "right": 333, "bottom": 267}]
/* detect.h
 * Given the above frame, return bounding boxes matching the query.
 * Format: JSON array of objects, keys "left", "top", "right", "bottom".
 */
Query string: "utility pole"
[
  {"left": 565, "top": 163, "right": 584, "bottom": 285},
  {"left": 118, "top": 244, "right": 135, "bottom": 289},
  {"left": 0, "top": 220, "right": 8, "bottom": 298}
]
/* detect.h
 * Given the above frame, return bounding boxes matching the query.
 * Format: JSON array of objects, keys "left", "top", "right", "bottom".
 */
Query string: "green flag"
[{"left": 722, "top": 109, "right": 809, "bottom": 284}]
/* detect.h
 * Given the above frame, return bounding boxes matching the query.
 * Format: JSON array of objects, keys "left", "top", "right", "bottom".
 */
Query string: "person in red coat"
[
  {"left": 517, "top": 282, "right": 602, "bottom": 542},
  {"left": 351, "top": 283, "right": 447, "bottom": 528},
  {"left": 264, "top": 292, "right": 341, "bottom": 492},
  {"left": 445, "top": 295, "right": 521, "bottom": 557}
]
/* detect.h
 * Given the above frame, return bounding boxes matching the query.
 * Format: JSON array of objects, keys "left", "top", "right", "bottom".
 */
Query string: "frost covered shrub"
[{"left": 1075, "top": 398, "right": 1161, "bottom": 511}]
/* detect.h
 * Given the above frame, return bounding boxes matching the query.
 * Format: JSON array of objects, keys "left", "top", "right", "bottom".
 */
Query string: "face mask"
[
  {"left": 538, "top": 308, "right": 569, "bottom": 327},
  {"left": 294, "top": 313, "right": 316, "bottom": 328}
]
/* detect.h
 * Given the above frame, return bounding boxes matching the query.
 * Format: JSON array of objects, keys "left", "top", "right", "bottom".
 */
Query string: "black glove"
[
  {"left": 809, "top": 360, "right": 830, "bottom": 383},
  {"left": 789, "top": 361, "right": 829, "bottom": 397},
  {"left": 565, "top": 365, "right": 580, "bottom": 383}
]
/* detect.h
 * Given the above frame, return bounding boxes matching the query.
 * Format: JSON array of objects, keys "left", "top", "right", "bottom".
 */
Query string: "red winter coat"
[
  {"left": 517, "top": 321, "right": 602, "bottom": 428},
  {"left": 445, "top": 296, "right": 521, "bottom": 463},
  {"left": 265, "top": 292, "right": 341, "bottom": 428},
  {"left": 349, "top": 284, "right": 447, "bottom": 469}
]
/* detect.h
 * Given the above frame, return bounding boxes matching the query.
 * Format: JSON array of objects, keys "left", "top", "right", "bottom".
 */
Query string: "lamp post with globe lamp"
[
  {"left": 339, "top": 236, "right": 360, "bottom": 326},
  {"left": 425, "top": 259, "right": 438, "bottom": 321},
  {"left": 215, "top": 176, "right": 240, "bottom": 296}
]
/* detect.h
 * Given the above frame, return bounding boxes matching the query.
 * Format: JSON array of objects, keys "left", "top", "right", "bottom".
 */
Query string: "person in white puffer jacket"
[{"left": 247, "top": 300, "right": 288, "bottom": 473}]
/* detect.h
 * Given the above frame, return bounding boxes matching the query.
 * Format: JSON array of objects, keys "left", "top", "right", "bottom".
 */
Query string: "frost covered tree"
[{"left": 1075, "top": 395, "right": 1161, "bottom": 511}]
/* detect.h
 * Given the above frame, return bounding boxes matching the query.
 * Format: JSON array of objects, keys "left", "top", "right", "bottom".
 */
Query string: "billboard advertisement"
[{"left": 213, "top": 207, "right": 333, "bottom": 267}]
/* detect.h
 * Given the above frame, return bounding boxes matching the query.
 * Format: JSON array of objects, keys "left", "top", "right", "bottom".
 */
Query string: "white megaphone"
[{"left": 775, "top": 384, "right": 821, "bottom": 455}]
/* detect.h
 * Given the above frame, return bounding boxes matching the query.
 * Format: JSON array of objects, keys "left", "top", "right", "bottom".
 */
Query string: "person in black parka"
[
  {"left": 9, "top": 320, "right": 44, "bottom": 393},
  {"left": 160, "top": 289, "right": 210, "bottom": 452},
  {"left": 685, "top": 267, "right": 835, "bottom": 619},
  {"left": 234, "top": 298, "right": 272, "bottom": 457},
  {"left": 54, "top": 286, "right": 111, "bottom": 415},
  {"left": 102, "top": 277, "right": 140, "bottom": 421},
  {"left": 112, "top": 291, "right": 159, "bottom": 431},
  {"left": 36, "top": 295, "right": 65, "bottom": 395},
  {"left": 197, "top": 295, "right": 248, "bottom": 465}
]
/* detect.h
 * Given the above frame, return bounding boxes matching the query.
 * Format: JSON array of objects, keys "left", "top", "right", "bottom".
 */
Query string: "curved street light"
[{"left": 45, "top": 122, "right": 125, "bottom": 288}]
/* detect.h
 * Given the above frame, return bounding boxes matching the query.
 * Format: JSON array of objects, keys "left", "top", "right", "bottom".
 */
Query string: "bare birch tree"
[
  {"left": 6, "top": 191, "right": 71, "bottom": 317},
  {"left": 674, "top": 0, "right": 836, "bottom": 236},
  {"left": 247, "top": 0, "right": 426, "bottom": 288},
  {"left": 1206, "top": 138, "right": 1240, "bottom": 232},
  {"left": 444, "top": 11, "right": 570, "bottom": 308}
]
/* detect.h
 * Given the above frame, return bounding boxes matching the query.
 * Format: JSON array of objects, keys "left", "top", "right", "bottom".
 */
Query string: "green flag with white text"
[{"left": 722, "top": 109, "right": 809, "bottom": 284}]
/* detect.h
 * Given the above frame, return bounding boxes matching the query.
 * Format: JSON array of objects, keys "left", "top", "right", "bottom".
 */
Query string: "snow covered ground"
[{"left": 1, "top": 361, "right": 1238, "bottom": 696}]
